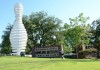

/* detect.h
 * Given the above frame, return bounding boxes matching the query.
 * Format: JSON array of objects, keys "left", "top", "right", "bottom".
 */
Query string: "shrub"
[{"left": 79, "top": 49, "right": 97, "bottom": 58}]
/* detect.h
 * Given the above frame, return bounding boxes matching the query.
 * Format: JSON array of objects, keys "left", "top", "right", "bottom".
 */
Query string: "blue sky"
[{"left": 0, "top": 0, "right": 100, "bottom": 43}]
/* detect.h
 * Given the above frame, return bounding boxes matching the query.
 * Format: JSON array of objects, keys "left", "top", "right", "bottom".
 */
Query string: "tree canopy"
[
  {"left": 22, "top": 11, "right": 62, "bottom": 53},
  {"left": 1, "top": 12, "right": 97, "bottom": 57}
]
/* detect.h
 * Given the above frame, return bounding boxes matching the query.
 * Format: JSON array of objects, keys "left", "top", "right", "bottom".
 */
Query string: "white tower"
[{"left": 10, "top": 3, "right": 28, "bottom": 55}]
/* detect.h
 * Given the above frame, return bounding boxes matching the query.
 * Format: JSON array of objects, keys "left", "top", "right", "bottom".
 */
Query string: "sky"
[{"left": 0, "top": 0, "right": 100, "bottom": 43}]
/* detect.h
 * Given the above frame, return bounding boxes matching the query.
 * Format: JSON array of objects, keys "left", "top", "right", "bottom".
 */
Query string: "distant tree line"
[{"left": 1, "top": 11, "right": 100, "bottom": 58}]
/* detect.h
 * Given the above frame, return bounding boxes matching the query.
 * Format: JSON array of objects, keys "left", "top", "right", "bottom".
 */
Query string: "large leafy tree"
[
  {"left": 91, "top": 19, "right": 100, "bottom": 58},
  {"left": 63, "top": 13, "right": 90, "bottom": 58},
  {"left": 23, "top": 11, "right": 62, "bottom": 53}
]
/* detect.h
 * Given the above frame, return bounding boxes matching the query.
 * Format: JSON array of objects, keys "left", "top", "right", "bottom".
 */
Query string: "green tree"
[
  {"left": 1, "top": 24, "right": 12, "bottom": 54},
  {"left": 63, "top": 13, "right": 90, "bottom": 58},
  {"left": 91, "top": 19, "right": 100, "bottom": 58},
  {"left": 23, "top": 11, "right": 62, "bottom": 53}
]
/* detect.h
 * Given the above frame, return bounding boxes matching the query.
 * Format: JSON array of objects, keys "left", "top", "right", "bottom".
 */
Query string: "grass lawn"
[{"left": 0, "top": 56, "right": 100, "bottom": 70}]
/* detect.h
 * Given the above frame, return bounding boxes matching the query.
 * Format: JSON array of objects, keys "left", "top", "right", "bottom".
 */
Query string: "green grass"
[{"left": 0, "top": 56, "right": 100, "bottom": 70}]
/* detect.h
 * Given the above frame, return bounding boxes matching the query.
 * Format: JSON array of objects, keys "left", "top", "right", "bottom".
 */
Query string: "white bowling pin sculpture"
[{"left": 10, "top": 3, "right": 28, "bottom": 55}]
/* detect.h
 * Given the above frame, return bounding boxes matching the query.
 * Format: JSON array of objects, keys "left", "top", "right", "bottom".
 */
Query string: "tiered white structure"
[{"left": 10, "top": 3, "right": 28, "bottom": 55}]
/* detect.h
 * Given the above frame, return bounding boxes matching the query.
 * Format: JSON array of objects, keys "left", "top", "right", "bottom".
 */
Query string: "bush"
[
  {"left": 79, "top": 49, "right": 97, "bottom": 58},
  {"left": 83, "top": 49, "right": 96, "bottom": 53},
  {"left": 64, "top": 53, "right": 77, "bottom": 59}
]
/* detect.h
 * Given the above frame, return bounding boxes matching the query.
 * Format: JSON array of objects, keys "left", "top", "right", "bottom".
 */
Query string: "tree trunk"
[
  {"left": 97, "top": 49, "right": 99, "bottom": 59},
  {"left": 76, "top": 48, "right": 79, "bottom": 59}
]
